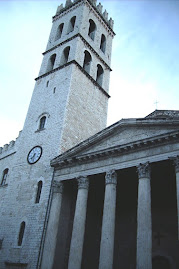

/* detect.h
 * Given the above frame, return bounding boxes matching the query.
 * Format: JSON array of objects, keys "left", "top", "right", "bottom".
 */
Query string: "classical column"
[
  {"left": 68, "top": 176, "right": 89, "bottom": 269},
  {"left": 173, "top": 156, "right": 179, "bottom": 239},
  {"left": 41, "top": 180, "right": 64, "bottom": 269},
  {"left": 136, "top": 162, "right": 152, "bottom": 269},
  {"left": 99, "top": 170, "right": 117, "bottom": 269}
]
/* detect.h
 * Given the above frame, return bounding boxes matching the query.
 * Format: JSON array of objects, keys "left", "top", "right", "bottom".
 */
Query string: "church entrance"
[{"left": 152, "top": 256, "right": 170, "bottom": 269}]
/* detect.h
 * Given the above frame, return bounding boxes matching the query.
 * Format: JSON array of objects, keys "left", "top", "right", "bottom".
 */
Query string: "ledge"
[
  {"left": 51, "top": 130, "right": 179, "bottom": 168},
  {"left": 0, "top": 184, "right": 8, "bottom": 188},
  {"left": 43, "top": 33, "right": 112, "bottom": 71},
  {"left": 35, "top": 60, "right": 110, "bottom": 98}
]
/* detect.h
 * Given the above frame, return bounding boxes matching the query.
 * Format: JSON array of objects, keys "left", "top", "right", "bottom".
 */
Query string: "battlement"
[
  {"left": 55, "top": 0, "right": 114, "bottom": 30},
  {"left": 0, "top": 131, "right": 22, "bottom": 157}
]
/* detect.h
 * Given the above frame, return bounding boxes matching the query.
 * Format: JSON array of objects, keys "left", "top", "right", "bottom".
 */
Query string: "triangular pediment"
[{"left": 51, "top": 110, "right": 179, "bottom": 166}]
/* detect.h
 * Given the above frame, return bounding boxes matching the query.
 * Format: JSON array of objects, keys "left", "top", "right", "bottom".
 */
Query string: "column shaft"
[
  {"left": 41, "top": 181, "right": 63, "bottom": 269},
  {"left": 68, "top": 176, "right": 89, "bottom": 269},
  {"left": 99, "top": 170, "right": 117, "bottom": 269},
  {"left": 136, "top": 163, "right": 152, "bottom": 269}
]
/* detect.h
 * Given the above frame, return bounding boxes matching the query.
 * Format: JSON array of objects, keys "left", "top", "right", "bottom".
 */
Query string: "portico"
[{"left": 43, "top": 110, "right": 179, "bottom": 269}]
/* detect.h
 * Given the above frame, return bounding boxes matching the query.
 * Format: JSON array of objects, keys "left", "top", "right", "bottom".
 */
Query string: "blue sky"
[{"left": 0, "top": 0, "right": 179, "bottom": 147}]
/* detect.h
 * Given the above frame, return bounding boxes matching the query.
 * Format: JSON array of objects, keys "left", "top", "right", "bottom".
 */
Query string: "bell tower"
[{"left": 0, "top": 0, "right": 114, "bottom": 268}]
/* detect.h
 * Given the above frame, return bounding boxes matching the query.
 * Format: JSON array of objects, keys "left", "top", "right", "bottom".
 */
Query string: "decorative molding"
[
  {"left": 105, "top": 169, "right": 117, "bottom": 185},
  {"left": 52, "top": 180, "right": 64, "bottom": 193},
  {"left": 77, "top": 176, "right": 89, "bottom": 189},
  {"left": 43, "top": 33, "right": 112, "bottom": 71},
  {"left": 137, "top": 162, "right": 151, "bottom": 179},
  {"left": 35, "top": 60, "right": 110, "bottom": 98},
  {"left": 51, "top": 129, "right": 179, "bottom": 168},
  {"left": 146, "top": 110, "right": 179, "bottom": 119}
]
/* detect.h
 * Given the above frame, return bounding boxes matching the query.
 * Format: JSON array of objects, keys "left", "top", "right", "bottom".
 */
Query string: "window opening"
[
  {"left": 46, "top": 54, "right": 56, "bottom": 72},
  {"left": 96, "top": 64, "right": 104, "bottom": 86},
  {"left": 100, "top": 34, "right": 106, "bottom": 53},
  {"left": 67, "top": 16, "right": 76, "bottom": 33},
  {"left": 61, "top": 46, "right": 70, "bottom": 65},
  {"left": 35, "top": 181, "right": 43, "bottom": 204},
  {"left": 39, "top": 116, "right": 46, "bottom": 130},
  {"left": 55, "top": 23, "right": 64, "bottom": 40},
  {"left": 88, "top": 19, "right": 96, "bottom": 40},
  {"left": 46, "top": 81, "right": 49, "bottom": 87},
  {"left": 1, "top": 169, "right": 8, "bottom": 185},
  {"left": 53, "top": 87, "right": 56, "bottom": 94},
  {"left": 83, "top": 51, "right": 92, "bottom": 74},
  {"left": 18, "top": 222, "right": 25, "bottom": 246}
]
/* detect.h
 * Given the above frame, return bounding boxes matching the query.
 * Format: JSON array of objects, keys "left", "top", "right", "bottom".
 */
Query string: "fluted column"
[
  {"left": 41, "top": 180, "right": 64, "bottom": 269},
  {"left": 173, "top": 156, "right": 179, "bottom": 239},
  {"left": 99, "top": 170, "right": 117, "bottom": 269},
  {"left": 68, "top": 176, "right": 89, "bottom": 269},
  {"left": 136, "top": 162, "right": 152, "bottom": 269}
]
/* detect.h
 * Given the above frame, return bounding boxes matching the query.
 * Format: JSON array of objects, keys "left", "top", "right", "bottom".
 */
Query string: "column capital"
[
  {"left": 105, "top": 169, "right": 117, "bottom": 185},
  {"left": 77, "top": 176, "right": 89, "bottom": 190},
  {"left": 137, "top": 162, "right": 151, "bottom": 179},
  {"left": 172, "top": 156, "right": 179, "bottom": 173},
  {"left": 52, "top": 180, "right": 63, "bottom": 193}
]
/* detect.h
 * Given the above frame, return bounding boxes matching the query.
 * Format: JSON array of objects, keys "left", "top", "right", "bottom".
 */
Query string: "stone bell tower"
[{"left": 0, "top": 0, "right": 114, "bottom": 268}]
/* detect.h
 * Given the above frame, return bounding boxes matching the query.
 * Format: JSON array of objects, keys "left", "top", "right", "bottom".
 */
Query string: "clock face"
[{"left": 27, "top": 146, "right": 42, "bottom": 164}]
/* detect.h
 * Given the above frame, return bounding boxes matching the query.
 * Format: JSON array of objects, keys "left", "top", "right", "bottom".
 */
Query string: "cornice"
[
  {"left": 51, "top": 130, "right": 179, "bottom": 168},
  {"left": 43, "top": 33, "right": 112, "bottom": 71},
  {"left": 52, "top": 0, "right": 115, "bottom": 37},
  {"left": 35, "top": 60, "right": 110, "bottom": 98}
]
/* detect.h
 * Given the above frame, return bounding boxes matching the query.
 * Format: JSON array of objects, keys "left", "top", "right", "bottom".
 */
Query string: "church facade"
[{"left": 0, "top": 0, "right": 179, "bottom": 269}]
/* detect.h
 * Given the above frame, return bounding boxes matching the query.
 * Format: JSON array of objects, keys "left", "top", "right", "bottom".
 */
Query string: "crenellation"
[
  {"left": 56, "top": 4, "right": 64, "bottom": 15},
  {"left": 108, "top": 18, "right": 114, "bottom": 29},
  {"left": 65, "top": 0, "right": 73, "bottom": 8},
  {"left": 97, "top": 2, "right": 103, "bottom": 13},
  {"left": 103, "top": 10, "right": 108, "bottom": 21}
]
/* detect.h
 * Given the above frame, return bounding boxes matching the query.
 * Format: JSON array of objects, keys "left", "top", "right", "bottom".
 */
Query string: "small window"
[
  {"left": 67, "top": 16, "right": 76, "bottom": 33},
  {"left": 39, "top": 116, "right": 46, "bottom": 130},
  {"left": 46, "top": 54, "right": 56, "bottom": 72},
  {"left": 18, "top": 222, "right": 25, "bottom": 246},
  {"left": 83, "top": 51, "right": 92, "bottom": 74},
  {"left": 35, "top": 181, "right": 43, "bottom": 204},
  {"left": 61, "top": 46, "right": 70, "bottom": 65},
  {"left": 46, "top": 81, "right": 49, "bottom": 87},
  {"left": 53, "top": 87, "right": 56, "bottom": 94},
  {"left": 1, "top": 169, "right": 8, "bottom": 186},
  {"left": 100, "top": 34, "right": 106, "bottom": 53},
  {"left": 96, "top": 64, "right": 104, "bottom": 86},
  {"left": 88, "top": 19, "right": 96, "bottom": 40},
  {"left": 55, "top": 23, "right": 64, "bottom": 40}
]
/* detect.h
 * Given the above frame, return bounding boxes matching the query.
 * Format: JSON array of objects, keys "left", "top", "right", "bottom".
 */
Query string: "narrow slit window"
[
  {"left": 96, "top": 64, "right": 104, "bottom": 86},
  {"left": 18, "top": 222, "right": 25, "bottom": 246},
  {"left": 83, "top": 51, "right": 92, "bottom": 74},
  {"left": 39, "top": 116, "right": 46, "bottom": 130},
  {"left": 35, "top": 181, "right": 43, "bottom": 204},
  {"left": 53, "top": 87, "right": 56, "bottom": 94},
  {"left": 46, "top": 81, "right": 49, "bottom": 87},
  {"left": 55, "top": 23, "right": 64, "bottom": 40},
  {"left": 1, "top": 169, "right": 8, "bottom": 185},
  {"left": 88, "top": 19, "right": 96, "bottom": 40},
  {"left": 100, "top": 34, "right": 106, "bottom": 53}
]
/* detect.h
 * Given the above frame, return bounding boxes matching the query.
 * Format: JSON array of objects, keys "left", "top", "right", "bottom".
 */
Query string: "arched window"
[
  {"left": 96, "top": 64, "right": 104, "bottom": 86},
  {"left": 55, "top": 23, "right": 64, "bottom": 40},
  {"left": 61, "top": 46, "right": 70, "bottom": 65},
  {"left": 67, "top": 16, "right": 76, "bottom": 33},
  {"left": 18, "top": 222, "right": 25, "bottom": 246},
  {"left": 39, "top": 116, "right": 46, "bottom": 130},
  {"left": 1, "top": 168, "right": 8, "bottom": 185},
  {"left": 83, "top": 51, "right": 92, "bottom": 74},
  {"left": 88, "top": 19, "right": 96, "bottom": 40},
  {"left": 100, "top": 34, "right": 106, "bottom": 53},
  {"left": 35, "top": 181, "right": 43, "bottom": 204},
  {"left": 46, "top": 54, "right": 56, "bottom": 72}
]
